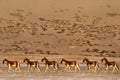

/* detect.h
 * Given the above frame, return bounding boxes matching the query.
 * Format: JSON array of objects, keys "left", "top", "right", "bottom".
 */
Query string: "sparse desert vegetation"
[{"left": 0, "top": 9, "right": 120, "bottom": 57}]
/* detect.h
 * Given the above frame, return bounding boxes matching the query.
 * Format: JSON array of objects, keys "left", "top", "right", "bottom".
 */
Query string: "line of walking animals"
[{"left": 2, "top": 57, "right": 119, "bottom": 73}]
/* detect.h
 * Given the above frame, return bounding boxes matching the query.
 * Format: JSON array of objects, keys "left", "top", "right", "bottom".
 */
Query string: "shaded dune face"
[{"left": 0, "top": 0, "right": 120, "bottom": 57}]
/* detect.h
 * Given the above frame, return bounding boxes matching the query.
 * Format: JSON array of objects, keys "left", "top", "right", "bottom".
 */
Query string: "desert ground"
[
  {"left": 0, "top": 54, "right": 120, "bottom": 80},
  {"left": 0, "top": 0, "right": 120, "bottom": 80}
]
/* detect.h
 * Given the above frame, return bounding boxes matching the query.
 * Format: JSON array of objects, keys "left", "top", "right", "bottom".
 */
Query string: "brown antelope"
[
  {"left": 41, "top": 57, "right": 58, "bottom": 72},
  {"left": 23, "top": 57, "right": 40, "bottom": 71},
  {"left": 101, "top": 57, "right": 119, "bottom": 72},
  {"left": 82, "top": 58, "right": 99, "bottom": 72},
  {"left": 2, "top": 58, "right": 20, "bottom": 72},
  {"left": 60, "top": 58, "right": 80, "bottom": 71}
]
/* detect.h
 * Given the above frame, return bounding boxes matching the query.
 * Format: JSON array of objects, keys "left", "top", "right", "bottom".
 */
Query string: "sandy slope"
[
  {"left": 0, "top": 0, "right": 120, "bottom": 22},
  {"left": 0, "top": 0, "right": 120, "bottom": 56}
]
